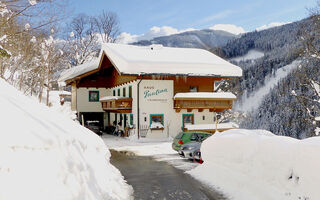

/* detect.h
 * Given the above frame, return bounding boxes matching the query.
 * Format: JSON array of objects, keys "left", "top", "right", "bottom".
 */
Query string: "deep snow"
[
  {"left": 188, "top": 129, "right": 320, "bottom": 200},
  {"left": 0, "top": 79, "right": 133, "bottom": 200}
]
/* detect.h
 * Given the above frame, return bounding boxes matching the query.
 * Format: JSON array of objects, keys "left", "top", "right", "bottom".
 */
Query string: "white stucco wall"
[
  {"left": 77, "top": 88, "right": 110, "bottom": 112},
  {"left": 75, "top": 80, "right": 221, "bottom": 138}
]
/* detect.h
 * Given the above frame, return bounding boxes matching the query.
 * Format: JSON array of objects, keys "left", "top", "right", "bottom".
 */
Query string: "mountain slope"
[
  {"left": 132, "top": 29, "right": 237, "bottom": 49},
  {"left": 220, "top": 17, "right": 320, "bottom": 138}
]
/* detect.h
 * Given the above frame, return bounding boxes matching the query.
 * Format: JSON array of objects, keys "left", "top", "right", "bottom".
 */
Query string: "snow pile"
[
  {"left": 150, "top": 122, "right": 164, "bottom": 129},
  {"left": 48, "top": 90, "right": 76, "bottom": 121},
  {"left": 185, "top": 122, "right": 239, "bottom": 131},
  {"left": 188, "top": 129, "right": 320, "bottom": 200},
  {"left": 0, "top": 79, "right": 133, "bottom": 200}
]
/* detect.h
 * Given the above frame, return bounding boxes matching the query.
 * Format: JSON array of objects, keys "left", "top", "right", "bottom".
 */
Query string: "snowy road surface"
[{"left": 110, "top": 150, "right": 226, "bottom": 200}]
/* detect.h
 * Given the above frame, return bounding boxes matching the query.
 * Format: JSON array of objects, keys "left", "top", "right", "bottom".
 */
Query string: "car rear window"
[{"left": 175, "top": 132, "right": 184, "bottom": 139}]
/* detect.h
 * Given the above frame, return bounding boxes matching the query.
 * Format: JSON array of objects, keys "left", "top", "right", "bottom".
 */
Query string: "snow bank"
[
  {"left": 185, "top": 122, "right": 239, "bottom": 131},
  {"left": 188, "top": 129, "right": 320, "bottom": 200},
  {"left": 0, "top": 79, "right": 133, "bottom": 200},
  {"left": 47, "top": 90, "right": 76, "bottom": 121}
]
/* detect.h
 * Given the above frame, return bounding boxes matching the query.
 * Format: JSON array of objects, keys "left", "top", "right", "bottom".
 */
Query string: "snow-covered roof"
[
  {"left": 100, "top": 96, "right": 130, "bottom": 101},
  {"left": 103, "top": 43, "right": 242, "bottom": 77},
  {"left": 185, "top": 123, "right": 239, "bottom": 131},
  {"left": 59, "top": 43, "right": 242, "bottom": 83},
  {"left": 58, "top": 59, "right": 100, "bottom": 83},
  {"left": 174, "top": 92, "right": 236, "bottom": 100}
]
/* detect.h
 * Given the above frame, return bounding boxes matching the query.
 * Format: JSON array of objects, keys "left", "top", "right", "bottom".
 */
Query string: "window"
[
  {"left": 150, "top": 114, "right": 164, "bottom": 129},
  {"left": 113, "top": 90, "right": 115, "bottom": 96},
  {"left": 182, "top": 114, "right": 194, "bottom": 130},
  {"left": 123, "top": 87, "right": 126, "bottom": 97},
  {"left": 129, "top": 86, "right": 132, "bottom": 98},
  {"left": 117, "top": 88, "right": 120, "bottom": 96},
  {"left": 190, "top": 86, "right": 198, "bottom": 92},
  {"left": 89, "top": 91, "right": 99, "bottom": 102}
]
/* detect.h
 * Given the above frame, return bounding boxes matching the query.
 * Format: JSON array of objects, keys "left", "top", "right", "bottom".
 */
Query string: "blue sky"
[{"left": 69, "top": 0, "right": 316, "bottom": 41}]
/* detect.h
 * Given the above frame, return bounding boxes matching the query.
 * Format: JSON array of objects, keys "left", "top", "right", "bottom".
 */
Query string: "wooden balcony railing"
[
  {"left": 100, "top": 97, "right": 132, "bottom": 113},
  {"left": 173, "top": 92, "right": 236, "bottom": 112}
]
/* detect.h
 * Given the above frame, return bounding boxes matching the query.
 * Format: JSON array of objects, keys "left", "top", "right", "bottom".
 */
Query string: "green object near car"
[{"left": 172, "top": 132, "right": 211, "bottom": 151}]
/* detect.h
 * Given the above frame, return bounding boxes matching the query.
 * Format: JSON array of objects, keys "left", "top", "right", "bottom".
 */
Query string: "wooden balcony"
[
  {"left": 100, "top": 96, "right": 132, "bottom": 113},
  {"left": 173, "top": 92, "right": 236, "bottom": 112}
]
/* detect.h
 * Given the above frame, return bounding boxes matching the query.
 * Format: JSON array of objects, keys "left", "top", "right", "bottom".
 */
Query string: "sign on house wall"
[{"left": 143, "top": 85, "right": 170, "bottom": 103}]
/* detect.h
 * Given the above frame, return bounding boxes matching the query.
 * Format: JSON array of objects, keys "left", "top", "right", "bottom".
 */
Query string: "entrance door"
[{"left": 182, "top": 114, "right": 194, "bottom": 131}]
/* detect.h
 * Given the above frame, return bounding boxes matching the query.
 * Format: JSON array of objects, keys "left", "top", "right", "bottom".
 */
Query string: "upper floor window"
[
  {"left": 117, "top": 88, "right": 120, "bottom": 96},
  {"left": 123, "top": 87, "right": 126, "bottom": 97},
  {"left": 129, "top": 86, "right": 132, "bottom": 98},
  {"left": 113, "top": 90, "right": 116, "bottom": 96},
  {"left": 89, "top": 91, "right": 99, "bottom": 102}
]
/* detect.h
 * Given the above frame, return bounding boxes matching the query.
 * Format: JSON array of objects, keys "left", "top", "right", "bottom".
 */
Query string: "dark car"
[
  {"left": 172, "top": 132, "right": 211, "bottom": 151},
  {"left": 85, "top": 121, "right": 102, "bottom": 135}
]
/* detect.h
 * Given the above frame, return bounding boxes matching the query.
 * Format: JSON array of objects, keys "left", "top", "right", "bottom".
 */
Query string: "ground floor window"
[
  {"left": 150, "top": 114, "right": 164, "bottom": 129},
  {"left": 88, "top": 91, "right": 99, "bottom": 102},
  {"left": 182, "top": 114, "right": 194, "bottom": 130},
  {"left": 130, "top": 114, "right": 134, "bottom": 126}
]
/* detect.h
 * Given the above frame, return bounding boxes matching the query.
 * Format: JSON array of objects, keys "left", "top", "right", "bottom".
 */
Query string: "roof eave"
[{"left": 121, "top": 72, "right": 242, "bottom": 78}]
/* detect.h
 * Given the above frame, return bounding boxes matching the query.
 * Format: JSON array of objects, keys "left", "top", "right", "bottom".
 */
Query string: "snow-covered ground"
[
  {"left": 188, "top": 129, "right": 320, "bottom": 200},
  {"left": 102, "top": 134, "right": 199, "bottom": 171},
  {"left": 235, "top": 60, "right": 300, "bottom": 113},
  {"left": 231, "top": 49, "right": 264, "bottom": 62},
  {"left": 0, "top": 78, "right": 133, "bottom": 200}
]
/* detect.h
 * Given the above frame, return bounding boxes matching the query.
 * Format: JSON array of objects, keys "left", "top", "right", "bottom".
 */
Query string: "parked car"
[
  {"left": 193, "top": 148, "right": 203, "bottom": 164},
  {"left": 85, "top": 120, "right": 102, "bottom": 135},
  {"left": 178, "top": 141, "right": 201, "bottom": 159},
  {"left": 172, "top": 131, "right": 211, "bottom": 151}
]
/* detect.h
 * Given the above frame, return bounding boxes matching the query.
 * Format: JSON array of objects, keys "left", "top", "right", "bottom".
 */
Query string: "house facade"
[{"left": 59, "top": 43, "right": 242, "bottom": 138}]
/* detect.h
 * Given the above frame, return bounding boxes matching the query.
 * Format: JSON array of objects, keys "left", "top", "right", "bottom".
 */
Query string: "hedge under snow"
[
  {"left": 0, "top": 78, "right": 133, "bottom": 200},
  {"left": 188, "top": 129, "right": 320, "bottom": 200}
]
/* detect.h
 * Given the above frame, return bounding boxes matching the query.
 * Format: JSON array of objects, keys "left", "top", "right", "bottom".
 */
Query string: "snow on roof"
[
  {"left": 58, "top": 59, "right": 100, "bottom": 83},
  {"left": 174, "top": 92, "right": 236, "bottom": 99},
  {"left": 185, "top": 123, "right": 239, "bottom": 131},
  {"left": 59, "top": 43, "right": 242, "bottom": 83},
  {"left": 100, "top": 96, "right": 130, "bottom": 101},
  {"left": 102, "top": 43, "right": 242, "bottom": 77}
]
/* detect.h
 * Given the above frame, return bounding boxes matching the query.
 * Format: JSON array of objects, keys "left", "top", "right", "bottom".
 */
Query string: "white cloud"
[
  {"left": 256, "top": 22, "right": 290, "bottom": 31},
  {"left": 209, "top": 24, "right": 245, "bottom": 35},
  {"left": 117, "top": 26, "right": 196, "bottom": 44},
  {"left": 194, "top": 10, "right": 234, "bottom": 27}
]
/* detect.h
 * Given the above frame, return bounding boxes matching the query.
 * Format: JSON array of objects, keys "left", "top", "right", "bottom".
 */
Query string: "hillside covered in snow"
[{"left": 0, "top": 78, "right": 133, "bottom": 200}]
